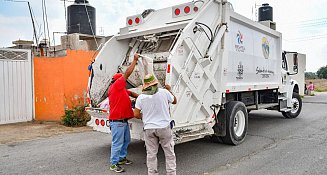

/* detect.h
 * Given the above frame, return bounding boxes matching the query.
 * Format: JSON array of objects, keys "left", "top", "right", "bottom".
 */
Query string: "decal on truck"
[
  {"left": 235, "top": 31, "right": 245, "bottom": 53},
  {"left": 256, "top": 67, "right": 275, "bottom": 78},
  {"left": 262, "top": 37, "right": 270, "bottom": 59},
  {"left": 236, "top": 62, "right": 244, "bottom": 80}
]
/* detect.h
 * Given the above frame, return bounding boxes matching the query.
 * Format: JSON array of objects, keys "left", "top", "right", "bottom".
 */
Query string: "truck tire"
[
  {"left": 282, "top": 92, "right": 302, "bottom": 118},
  {"left": 221, "top": 101, "right": 248, "bottom": 145}
]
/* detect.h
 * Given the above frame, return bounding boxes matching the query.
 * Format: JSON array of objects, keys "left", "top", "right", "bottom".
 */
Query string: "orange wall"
[{"left": 34, "top": 50, "right": 95, "bottom": 121}]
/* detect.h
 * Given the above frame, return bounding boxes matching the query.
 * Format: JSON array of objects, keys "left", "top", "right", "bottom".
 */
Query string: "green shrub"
[
  {"left": 315, "top": 88, "right": 327, "bottom": 92},
  {"left": 62, "top": 106, "right": 91, "bottom": 127}
]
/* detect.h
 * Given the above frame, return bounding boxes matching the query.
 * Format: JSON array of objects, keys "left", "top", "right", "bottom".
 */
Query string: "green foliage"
[
  {"left": 305, "top": 72, "right": 318, "bottom": 80},
  {"left": 315, "top": 87, "right": 327, "bottom": 92},
  {"left": 62, "top": 106, "right": 91, "bottom": 127},
  {"left": 317, "top": 65, "right": 327, "bottom": 79}
]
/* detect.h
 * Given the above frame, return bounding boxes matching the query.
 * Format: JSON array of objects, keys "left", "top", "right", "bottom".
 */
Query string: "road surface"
[{"left": 1, "top": 93, "right": 327, "bottom": 175}]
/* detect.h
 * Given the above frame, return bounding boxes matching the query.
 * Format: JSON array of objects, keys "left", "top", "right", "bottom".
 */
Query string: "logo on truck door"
[
  {"left": 262, "top": 37, "right": 270, "bottom": 59},
  {"left": 235, "top": 31, "right": 245, "bottom": 52}
]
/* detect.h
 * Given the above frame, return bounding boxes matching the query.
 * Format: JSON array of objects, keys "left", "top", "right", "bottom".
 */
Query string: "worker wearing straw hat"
[{"left": 134, "top": 74, "right": 177, "bottom": 175}]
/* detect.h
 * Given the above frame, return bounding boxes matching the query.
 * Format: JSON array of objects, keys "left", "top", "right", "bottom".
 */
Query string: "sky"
[{"left": 0, "top": 0, "right": 326, "bottom": 72}]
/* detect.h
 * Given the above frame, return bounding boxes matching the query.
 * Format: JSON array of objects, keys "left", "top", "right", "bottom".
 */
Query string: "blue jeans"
[{"left": 110, "top": 122, "right": 131, "bottom": 165}]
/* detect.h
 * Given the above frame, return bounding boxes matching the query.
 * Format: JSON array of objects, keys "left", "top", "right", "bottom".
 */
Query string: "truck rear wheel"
[
  {"left": 221, "top": 101, "right": 248, "bottom": 145},
  {"left": 282, "top": 92, "right": 302, "bottom": 118}
]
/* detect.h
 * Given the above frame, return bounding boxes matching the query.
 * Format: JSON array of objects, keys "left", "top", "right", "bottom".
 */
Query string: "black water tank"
[
  {"left": 67, "top": 0, "right": 96, "bottom": 35},
  {"left": 258, "top": 3, "right": 273, "bottom": 22}
]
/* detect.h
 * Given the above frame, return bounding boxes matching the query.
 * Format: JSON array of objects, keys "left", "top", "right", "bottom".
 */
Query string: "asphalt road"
[{"left": 1, "top": 93, "right": 327, "bottom": 175}]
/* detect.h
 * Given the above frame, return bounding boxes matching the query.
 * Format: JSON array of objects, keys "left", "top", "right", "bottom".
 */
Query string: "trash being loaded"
[
  {"left": 99, "top": 97, "right": 109, "bottom": 110},
  {"left": 137, "top": 54, "right": 161, "bottom": 87}
]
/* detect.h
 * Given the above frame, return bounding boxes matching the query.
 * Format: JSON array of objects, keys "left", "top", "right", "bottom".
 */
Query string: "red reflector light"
[
  {"left": 194, "top": 6, "right": 199, "bottom": 12},
  {"left": 167, "top": 64, "right": 171, "bottom": 73},
  {"left": 101, "top": 120, "right": 105, "bottom": 126},
  {"left": 226, "top": 90, "right": 230, "bottom": 93},
  {"left": 135, "top": 17, "right": 140, "bottom": 24},
  {"left": 175, "top": 8, "right": 181, "bottom": 15},
  {"left": 101, "top": 109, "right": 107, "bottom": 113},
  {"left": 128, "top": 19, "right": 133, "bottom": 25},
  {"left": 184, "top": 6, "right": 190, "bottom": 13},
  {"left": 95, "top": 119, "right": 99, "bottom": 125}
]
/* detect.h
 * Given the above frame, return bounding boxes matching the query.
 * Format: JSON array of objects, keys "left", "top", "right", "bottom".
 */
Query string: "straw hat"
[{"left": 143, "top": 74, "right": 159, "bottom": 90}]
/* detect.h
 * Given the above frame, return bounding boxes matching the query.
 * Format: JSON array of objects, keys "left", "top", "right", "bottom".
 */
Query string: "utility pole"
[{"left": 27, "top": 1, "right": 38, "bottom": 46}]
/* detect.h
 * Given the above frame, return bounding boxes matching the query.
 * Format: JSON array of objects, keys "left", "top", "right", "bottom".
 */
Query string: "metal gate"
[{"left": 0, "top": 49, "right": 34, "bottom": 124}]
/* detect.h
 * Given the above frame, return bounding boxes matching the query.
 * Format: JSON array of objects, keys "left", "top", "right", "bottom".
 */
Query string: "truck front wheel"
[
  {"left": 282, "top": 92, "right": 302, "bottom": 118},
  {"left": 221, "top": 101, "right": 248, "bottom": 145}
]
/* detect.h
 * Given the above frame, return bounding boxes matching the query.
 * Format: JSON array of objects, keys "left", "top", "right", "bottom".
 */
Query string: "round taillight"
[
  {"left": 135, "top": 17, "right": 140, "bottom": 24},
  {"left": 100, "top": 120, "right": 105, "bottom": 126},
  {"left": 128, "top": 19, "right": 133, "bottom": 25},
  {"left": 194, "top": 6, "right": 199, "bottom": 12},
  {"left": 95, "top": 119, "right": 99, "bottom": 125},
  {"left": 184, "top": 6, "right": 190, "bottom": 13},
  {"left": 175, "top": 8, "right": 181, "bottom": 15}
]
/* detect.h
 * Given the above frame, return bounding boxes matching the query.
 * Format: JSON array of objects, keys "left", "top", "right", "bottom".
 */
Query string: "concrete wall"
[{"left": 34, "top": 50, "right": 95, "bottom": 121}]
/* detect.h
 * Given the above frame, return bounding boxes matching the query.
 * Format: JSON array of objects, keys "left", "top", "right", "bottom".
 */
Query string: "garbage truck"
[{"left": 86, "top": 0, "right": 302, "bottom": 145}]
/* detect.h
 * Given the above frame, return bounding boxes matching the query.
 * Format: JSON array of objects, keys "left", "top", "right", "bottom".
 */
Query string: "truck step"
[
  {"left": 278, "top": 96, "right": 287, "bottom": 100},
  {"left": 174, "top": 127, "right": 214, "bottom": 144},
  {"left": 247, "top": 103, "right": 279, "bottom": 110},
  {"left": 279, "top": 108, "right": 291, "bottom": 112}
]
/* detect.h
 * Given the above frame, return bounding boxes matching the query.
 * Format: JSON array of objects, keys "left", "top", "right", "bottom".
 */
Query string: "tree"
[
  {"left": 305, "top": 72, "right": 318, "bottom": 79},
  {"left": 317, "top": 65, "right": 327, "bottom": 79}
]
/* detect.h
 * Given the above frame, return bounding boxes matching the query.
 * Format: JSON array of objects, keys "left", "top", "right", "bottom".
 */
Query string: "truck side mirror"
[
  {"left": 293, "top": 54, "right": 298, "bottom": 73},
  {"left": 282, "top": 52, "right": 288, "bottom": 71}
]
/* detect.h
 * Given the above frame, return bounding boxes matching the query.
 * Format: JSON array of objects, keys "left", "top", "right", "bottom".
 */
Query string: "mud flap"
[{"left": 213, "top": 109, "right": 226, "bottom": 136}]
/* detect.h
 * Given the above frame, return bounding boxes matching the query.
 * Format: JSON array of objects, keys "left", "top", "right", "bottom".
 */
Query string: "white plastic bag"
[{"left": 137, "top": 54, "right": 156, "bottom": 83}]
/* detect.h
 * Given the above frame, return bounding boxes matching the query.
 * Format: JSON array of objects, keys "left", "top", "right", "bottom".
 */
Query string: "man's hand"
[
  {"left": 165, "top": 84, "right": 171, "bottom": 91},
  {"left": 129, "top": 91, "right": 139, "bottom": 99},
  {"left": 134, "top": 53, "right": 139, "bottom": 62},
  {"left": 133, "top": 108, "right": 142, "bottom": 119},
  {"left": 165, "top": 84, "right": 177, "bottom": 104},
  {"left": 124, "top": 53, "right": 139, "bottom": 79}
]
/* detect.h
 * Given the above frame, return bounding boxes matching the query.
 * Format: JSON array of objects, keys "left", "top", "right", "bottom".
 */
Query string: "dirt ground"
[{"left": 0, "top": 121, "right": 92, "bottom": 144}]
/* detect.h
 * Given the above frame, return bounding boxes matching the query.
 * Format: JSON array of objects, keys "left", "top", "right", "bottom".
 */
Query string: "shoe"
[
  {"left": 118, "top": 158, "right": 133, "bottom": 165},
  {"left": 110, "top": 164, "right": 124, "bottom": 173}
]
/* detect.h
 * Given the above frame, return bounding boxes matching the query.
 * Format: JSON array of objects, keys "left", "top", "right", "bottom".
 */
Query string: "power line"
[
  {"left": 43, "top": 0, "right": 51, "bottom": 49},
  {"left": 62, "top": 0, "right": 71, "bottom": 49},
  {"left": 293, "top": 17, "right": 327, "bottom": 24},
  {"left": 294, "top": 22, "right": 327, "bottom": 28},
  {"left": 30, "top": 6, "right": 40, "bottom": 37},
  {"left": 63, "top": 0, "right": 67, "bottom": 32},
  {"left": 284, "top": 34, "right": 327, "bottom": 42},
  {"left": 41, "top": 0, "right": 46, "bottom": 42},
  {"left": 281, "top": 23, "right": 327, "bottom": 30},
  {"left": 83, "top": 0, "right": 98, "bottom": 48},
  {"left": 281, "top": 17, "right": 327, "bottom": 26}
]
